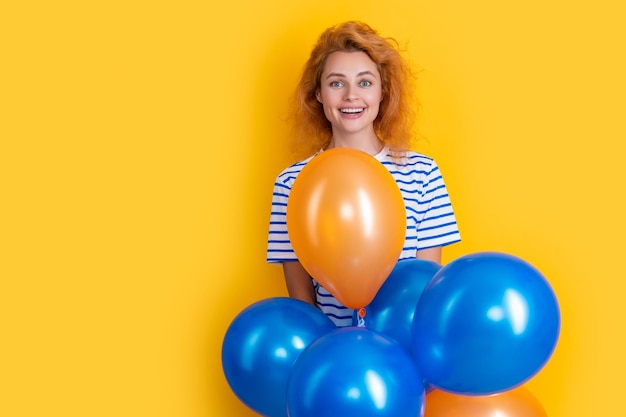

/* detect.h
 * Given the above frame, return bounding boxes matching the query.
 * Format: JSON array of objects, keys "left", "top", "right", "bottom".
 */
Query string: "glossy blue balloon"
[
  {"left": 287, "top": 328, "right": 425, "bottom": 417},
  {"left": 361, "top": 259, "right": 441, "bottom": 352},
  {"left": 222, "top": 297, "right": 336, "bottom": 417},
  {"left": 411, "top": 252, "right": 561, "bottom": 395}
]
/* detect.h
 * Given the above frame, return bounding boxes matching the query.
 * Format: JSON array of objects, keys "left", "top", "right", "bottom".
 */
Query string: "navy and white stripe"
[{"left": 266, "top": 147, "right": 461, "bottom": 327}]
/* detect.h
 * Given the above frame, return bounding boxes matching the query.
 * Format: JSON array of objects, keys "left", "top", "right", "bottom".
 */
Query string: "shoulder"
[
  {"left": 380, "top": 148, "right": 438, "bottom": 172},
  {"left": 274, "top": 153, "right": 317, "bottom": 187}
]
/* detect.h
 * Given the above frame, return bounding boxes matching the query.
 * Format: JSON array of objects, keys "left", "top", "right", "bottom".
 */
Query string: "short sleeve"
[
  {"left": 414, "top": 159, "right": 461, "bottom": 249},
  {"left": 266, "top": 158, "right": 312, "bottom": 263},
  {"left": 266, "top": 178, "right": 297, "bottom": 263}
]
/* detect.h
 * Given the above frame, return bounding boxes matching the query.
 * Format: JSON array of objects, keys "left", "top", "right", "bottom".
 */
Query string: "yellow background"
[{"left": 1, "top": 1, "right": 625, "bottom": 416}]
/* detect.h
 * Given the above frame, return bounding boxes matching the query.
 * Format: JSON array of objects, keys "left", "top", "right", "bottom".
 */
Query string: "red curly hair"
[{"left": 291, "top": 21, "right": 418, "bottom": 158}]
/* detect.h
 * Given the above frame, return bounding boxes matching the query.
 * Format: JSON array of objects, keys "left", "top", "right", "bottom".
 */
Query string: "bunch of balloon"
[{"left": 222, "top": 146, "right": 561, "bottom": 416}]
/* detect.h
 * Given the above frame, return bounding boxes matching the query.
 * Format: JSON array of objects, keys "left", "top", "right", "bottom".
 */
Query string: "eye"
[
  {"left": 359, "top": 80, "right": 372, "bottom": 87},
  {"left": 329, "top": 80, "right": 343, "bottom": 88}
]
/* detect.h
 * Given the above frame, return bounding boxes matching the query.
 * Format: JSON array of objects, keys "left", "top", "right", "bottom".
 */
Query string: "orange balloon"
[
  {"left": 424, "top": 387, "right": 548, "bottom": 417},
  {"left": 287, "top": 148, "right": 406, "bottom": 309}
]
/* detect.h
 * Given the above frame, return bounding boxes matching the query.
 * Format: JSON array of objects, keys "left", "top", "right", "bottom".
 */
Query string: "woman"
[{"left": 266, "top": 21, "right": 461, "bottom": 327}]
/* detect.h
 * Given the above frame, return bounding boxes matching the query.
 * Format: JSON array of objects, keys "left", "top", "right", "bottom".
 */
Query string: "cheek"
[
  {"left": 369, "top": 90, "right": 383, "bottom": 107},
  {"left": 319, "top": 91, "right": 341, "bottom": 112},
  {"left": 318, "top": 99, "right": 333, "bottom": 120},
  {"left": 374, "top": 90, "right": 383, "bottom": 102}
]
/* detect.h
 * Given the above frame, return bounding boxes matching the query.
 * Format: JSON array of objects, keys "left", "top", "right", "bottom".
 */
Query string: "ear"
[{"left": 316, "top": 90, "right": 322, "bottom": 103}]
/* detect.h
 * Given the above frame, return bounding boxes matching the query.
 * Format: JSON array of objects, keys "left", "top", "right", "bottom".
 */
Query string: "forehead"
[{"left": 322, "top": 51, "right": 380, "bottom": 78}]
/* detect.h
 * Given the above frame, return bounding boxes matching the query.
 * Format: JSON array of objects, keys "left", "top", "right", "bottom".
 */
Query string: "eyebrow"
[{"left": 325, "top": 71, "right": 376, "bottom": 79}]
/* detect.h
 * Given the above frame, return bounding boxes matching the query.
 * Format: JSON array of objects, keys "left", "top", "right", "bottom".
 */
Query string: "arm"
[
  {"left": 282, "top": 261, "right": 317, "bottom": 306},
  {"left": 416, "top": 246, "right": 442, "bottom": 264}
]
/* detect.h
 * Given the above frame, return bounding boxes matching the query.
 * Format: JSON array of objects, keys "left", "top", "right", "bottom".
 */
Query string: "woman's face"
[{"left": 316, "top": 51, "right": 383, "bottom": 138}]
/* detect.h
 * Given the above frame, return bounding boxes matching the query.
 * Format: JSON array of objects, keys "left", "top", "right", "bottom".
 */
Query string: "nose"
[{"left": 343, "top": 84, "right": 357, "bottom": 101}]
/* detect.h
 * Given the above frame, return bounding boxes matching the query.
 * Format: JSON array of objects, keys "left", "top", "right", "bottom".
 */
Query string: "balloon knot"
[{"left": 357, "top": 308, "right": 366, "bottom": 327}]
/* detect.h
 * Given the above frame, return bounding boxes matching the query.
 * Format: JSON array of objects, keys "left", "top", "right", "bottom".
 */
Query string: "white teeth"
[{"left": 340, "top": 108, "right": 364, "bottom": 114}]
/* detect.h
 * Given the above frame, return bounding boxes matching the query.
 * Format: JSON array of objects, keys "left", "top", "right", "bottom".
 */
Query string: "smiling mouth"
[{"left": 340, "top": 108, "right": 365, "bottom": 114}]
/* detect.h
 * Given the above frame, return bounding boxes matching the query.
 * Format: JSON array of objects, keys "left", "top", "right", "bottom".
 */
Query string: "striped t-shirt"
[{"left": 266, "top": 147, "right": 461, "bottom": 327}]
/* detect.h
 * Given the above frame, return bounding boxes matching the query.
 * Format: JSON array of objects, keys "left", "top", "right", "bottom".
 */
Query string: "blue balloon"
[
  {"left": 360, "top": 259, "right": 441, "bottom": 352},
  {"left": 221, "top": 297, "right": 336, "bottom": 417},
  {"left": 287, "top": 328, "right": 425, "bottom": 417},
  {"left": 411, "top": 252, "right": 561, "bottom": 395}
]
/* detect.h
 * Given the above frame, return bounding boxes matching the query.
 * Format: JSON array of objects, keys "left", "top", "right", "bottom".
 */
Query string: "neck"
[{"left": 326, "top": 131, "right": 384, "bottom": 156}]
